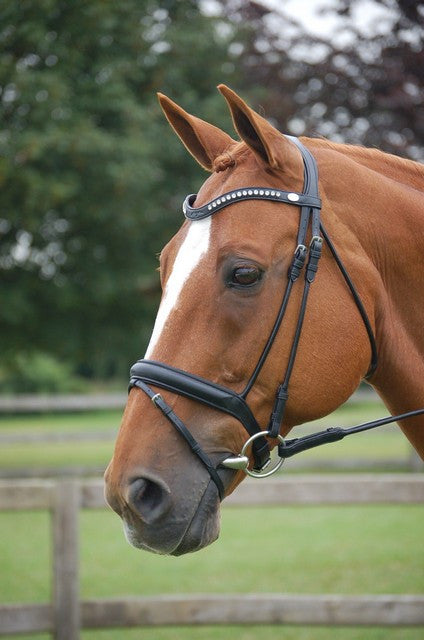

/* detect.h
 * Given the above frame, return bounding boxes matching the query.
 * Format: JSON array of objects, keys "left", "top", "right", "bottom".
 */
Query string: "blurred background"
[
  {"left": 0, "top": 0, "right": 423, "bottom": 392},
  {"left": 0, "top": 3, "right": 423, "bottom": 639}
]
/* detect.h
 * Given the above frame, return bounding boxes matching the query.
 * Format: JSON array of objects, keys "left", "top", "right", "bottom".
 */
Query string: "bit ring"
[{"left": 241, "top": 431, "right": 285, "bottom": 478}]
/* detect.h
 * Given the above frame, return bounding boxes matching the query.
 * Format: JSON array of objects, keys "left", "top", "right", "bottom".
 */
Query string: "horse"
[{"left": 104, "top": 85, "right": 424, "bottom": 556}]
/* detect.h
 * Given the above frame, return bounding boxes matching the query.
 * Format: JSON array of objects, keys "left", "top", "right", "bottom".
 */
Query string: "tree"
[
  {"left": 2, "top": 0, "right": 422, "bottom": 389},
  {"left": 0, "top": 0, "right": 249, "bottom": 384},
  {"left": 221, "top": 0, "right": 424, "bottom": 160}
]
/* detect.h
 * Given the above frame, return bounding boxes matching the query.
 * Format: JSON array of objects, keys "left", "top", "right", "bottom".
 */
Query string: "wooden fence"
[
  {"left": 1, "top": 390, "right": 422, "bottom": 477},
  {"left": 0, "top": 388, "right": 376, "bottom": 413},
  {"left": 1, "top": 475, "right": 424, "bottom": 638},
  {"left": 0, "top": 393, "right": 127, "bottom": 413},
  {"left": 1, "top": 422, "right": 422, "bottom": 479}
]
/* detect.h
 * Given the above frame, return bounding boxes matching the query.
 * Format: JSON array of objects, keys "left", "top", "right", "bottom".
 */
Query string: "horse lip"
[
  {"left": 169, "top": 479, "right": 221, "bottom": 555},
  {"left": 170, "top": 461, "right": 237, "bottom": 555}
]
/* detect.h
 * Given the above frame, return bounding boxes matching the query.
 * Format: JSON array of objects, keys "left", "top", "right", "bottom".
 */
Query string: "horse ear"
[
  {"left": 218, "top": 84, "right": 295, "bottom": 171},
  {"left": 157, "top": 93, "right": 236, "bottom": 171}
]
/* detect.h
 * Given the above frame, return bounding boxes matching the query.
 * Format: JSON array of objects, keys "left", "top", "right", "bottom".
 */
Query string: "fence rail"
[
  {"left": 1, "top": 474, "right": 424, "bottom": 510},
  {"left": 0, "top": 393, "right": 126, "bottom": 413},
  {"left": 0, "top": 389, "right": 380, "bottom": 413},
  {"left": 1, "top": 475, "right": 423, "bottom": 638},
  {"left": 3, "top": 594, "right": 424, "bottom": 635},
  {"left": 2, "top": 390, "right": 422, "bottom": 477}
]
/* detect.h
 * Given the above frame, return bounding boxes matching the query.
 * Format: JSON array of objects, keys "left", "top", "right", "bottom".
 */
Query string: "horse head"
[{"left": 104, "top": 86, "right": 376, "bottom": 555}]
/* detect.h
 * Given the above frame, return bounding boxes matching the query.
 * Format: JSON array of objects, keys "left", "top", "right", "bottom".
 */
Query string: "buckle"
[
  {"left": 310, "top": 235, "right": 323, "bottom": 248},
  {"left": 289, "top": 244, "right": 307, "bottom": 281},
  {"left": 294, "top": 243, "right": 307, "bottom": 257},
  {"left": 151, "top": 393, "right": 163, "bottom": 406}
]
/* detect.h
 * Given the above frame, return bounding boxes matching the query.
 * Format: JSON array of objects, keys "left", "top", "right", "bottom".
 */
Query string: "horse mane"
[
  {"left": 305, "top": 137, "right": 424, "bottom": 191},
  {"left": 211, "top": 133, "right": 423, "bottom": 194},
  {"left": 212, "top": 141, "right": 249, "bottom": 173},
  {"left": 213, "top": 152, "right": 235, "bottom": 173},
  {"left": 217, "top": 135, "right": 423, "bottom": 193}
]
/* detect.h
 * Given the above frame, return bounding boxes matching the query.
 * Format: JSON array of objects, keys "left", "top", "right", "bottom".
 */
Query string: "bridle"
[{"left": 129, "top": 136, "right": 424, "bottom": 500}]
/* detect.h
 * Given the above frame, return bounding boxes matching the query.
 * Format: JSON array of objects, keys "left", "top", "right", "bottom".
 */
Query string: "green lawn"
[
  {"left": 0, "top": 400, "right": 418, "bottom": 473},
  {"left": 0, "top": 503, "right": 423, "bottom": 639},
  {"left": 0, "top": 409, "right": 123, "bottom": 434},
  {"left": 0, "top": 401, "right": 422, "bottom": 639},
  {"left": 0, "top": 441, "right": 113, "bottom": 469},
  {"left": 0, "top": 400, "right": 388, "bottom": 435},
  {"left": 0, "top": 409, "right": 120, "bottom": 472}
]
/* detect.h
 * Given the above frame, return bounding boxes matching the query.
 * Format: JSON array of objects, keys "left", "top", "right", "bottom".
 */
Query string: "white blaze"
[{"left": 145, "top": 217, "right": 212, "bottom": 358}]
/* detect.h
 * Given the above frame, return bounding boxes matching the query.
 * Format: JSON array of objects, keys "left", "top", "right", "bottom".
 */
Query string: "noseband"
[{"left": 129, "top": 136, "right": 424, "bottom": 500}]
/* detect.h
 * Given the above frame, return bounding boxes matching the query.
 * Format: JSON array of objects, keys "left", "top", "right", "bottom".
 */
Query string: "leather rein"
[{"left": 129, "top": 136, "right": 424, "bottom": 500}]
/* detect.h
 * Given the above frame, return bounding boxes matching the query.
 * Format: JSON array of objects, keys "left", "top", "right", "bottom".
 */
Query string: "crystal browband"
[{"left": 182, "top": 188, "right": 322, "bottom": 220}]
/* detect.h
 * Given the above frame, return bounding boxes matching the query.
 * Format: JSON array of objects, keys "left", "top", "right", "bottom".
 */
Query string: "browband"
[{"left": 183, "top": 188, "right": 321, "bottom": 220}]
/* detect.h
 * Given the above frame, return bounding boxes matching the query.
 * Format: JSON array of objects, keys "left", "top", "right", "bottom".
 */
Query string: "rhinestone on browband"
[{"left": 182, "top": 187, "right": 321, "bottom": 220}]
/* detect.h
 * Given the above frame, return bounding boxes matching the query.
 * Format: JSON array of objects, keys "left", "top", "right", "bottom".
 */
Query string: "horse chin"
[{"left": 122, "top": 479, "right": 221, "bottom": 556}]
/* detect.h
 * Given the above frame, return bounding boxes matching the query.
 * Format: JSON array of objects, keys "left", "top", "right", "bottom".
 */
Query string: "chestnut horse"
[{"left": 105, "top": 85, "right": 424, "bottom": 555}]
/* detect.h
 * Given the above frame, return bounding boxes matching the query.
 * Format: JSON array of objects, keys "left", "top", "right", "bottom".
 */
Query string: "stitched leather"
[
  {"left": 132, "top": 379, "right": 226, "bottom": 500},
  {"left": 183, "top": 188, "right": 321, "bottom": 220},
  {"left": 129, "top": 360, "right": 270, "bottom": 470}
]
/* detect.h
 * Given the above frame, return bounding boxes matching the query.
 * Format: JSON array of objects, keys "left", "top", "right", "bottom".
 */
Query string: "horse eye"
[{"left": 231, "top": 265, "right": 262, "bottom": 286}]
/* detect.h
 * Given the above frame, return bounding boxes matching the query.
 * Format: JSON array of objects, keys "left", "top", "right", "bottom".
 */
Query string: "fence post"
[{"left": 52, "top": 480, "right": 80, "bottom": 640}]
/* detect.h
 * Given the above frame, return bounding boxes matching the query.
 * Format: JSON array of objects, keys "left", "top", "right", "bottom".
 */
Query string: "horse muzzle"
[{"left": 104, "top": 457, "right": 233, "bottom": 555}]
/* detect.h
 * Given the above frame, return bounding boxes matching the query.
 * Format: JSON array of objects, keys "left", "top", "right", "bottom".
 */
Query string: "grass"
[
  {"left": 77, "top": 629, "right": 424, "bottom": 640},
  {"left": 0, "top": 409, "right": 120, "bottom": 471},
  {"left": 0, "top": 402, "right": 422, "bottom": 639},
  {"left": 0, "top": 504, "right": 423, "bottom": 639},
  {"left": 0, "top": 441, "right": 113, "bottom": 469},
  {"left": 0, "top": 400, "right": 417, "bottom": 472},
  {"left": 0, "top": 400, "right": 387, "bottom": 434},
  {"left": 6, "top": 628, "right": 424, "bottom": 640},
  {"left": 0, "top": 409, "right": 123, "bottom": 433},
  {"left": 79, "top": 506, "right": 424, "bottom": 597}
]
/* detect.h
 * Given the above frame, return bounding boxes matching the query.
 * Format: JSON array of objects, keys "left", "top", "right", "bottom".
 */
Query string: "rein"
[{"left": 129, "top": 136, "right": 424, "bottom": 499}]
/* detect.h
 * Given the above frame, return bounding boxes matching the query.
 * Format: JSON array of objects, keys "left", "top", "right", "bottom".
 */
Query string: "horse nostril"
[{"left": 127, "top": 476, "right": 171, "bottom": 524}]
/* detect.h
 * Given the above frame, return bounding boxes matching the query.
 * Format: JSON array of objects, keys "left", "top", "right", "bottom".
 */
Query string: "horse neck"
[{"left": 311, "top": 140, "right": 424, "bottom": 455}]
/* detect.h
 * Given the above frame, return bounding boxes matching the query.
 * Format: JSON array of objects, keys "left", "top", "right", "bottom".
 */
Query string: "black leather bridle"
[{"left": 129, "top": 136, "right": 424, "bottom": 500}]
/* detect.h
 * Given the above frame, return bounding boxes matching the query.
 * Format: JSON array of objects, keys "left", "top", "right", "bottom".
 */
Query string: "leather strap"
[
  {"left": 320, "top": 223, "right": 378, "bottom": 378},
  {"left": 183, "top": 188, "right": 321, "bottom": 220},
  {"left": 131, "top": 379, "right": 225, "bottom": 500},
  {"left": 129, "top": 360, "right": 270, "bottom": 470},
  {"left": 277, "top": 408, "right": 424, "bottom": 458}
]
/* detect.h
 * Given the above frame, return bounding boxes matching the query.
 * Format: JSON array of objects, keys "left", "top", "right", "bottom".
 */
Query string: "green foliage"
[
  {"left": 0, "top": 0, "right": 248, "bottom": 381},
  {"left": 2, "top": 1, "right": 421, "bottom": 388},
  {"left": 222, "top": 1, "right": 424, "bottom": 159},
  {"left": 0, "top": 350, "right": 85, "bottom": 393}
]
